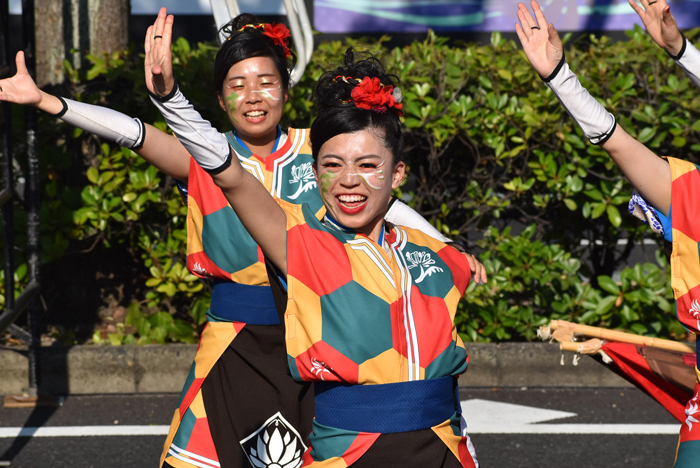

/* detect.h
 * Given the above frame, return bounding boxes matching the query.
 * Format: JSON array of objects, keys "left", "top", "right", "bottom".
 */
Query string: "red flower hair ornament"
[
  {"left": 263, "top": 23, "right": 292, "bottom": 58},
  {"left": 350, "top": 77, "right": 403, "bottom": 115}
]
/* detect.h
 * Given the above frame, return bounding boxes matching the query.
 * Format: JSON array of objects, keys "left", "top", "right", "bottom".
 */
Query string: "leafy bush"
[{"left": 2, "top": 27, "right": 696, "bottom": 344}]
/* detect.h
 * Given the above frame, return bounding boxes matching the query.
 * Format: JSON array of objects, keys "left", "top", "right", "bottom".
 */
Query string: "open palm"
[
  {"left": 515, "top": 1, "right": 564, "bottom": 78},
  {"left": 0, "top": 51, "right": 42, "bottom": 106},
  {"left": 627, "top": 0, "right": 682, "bottom": 54},
  {"left": 144, "top": 7, "right": 175, "bottom": 97}
]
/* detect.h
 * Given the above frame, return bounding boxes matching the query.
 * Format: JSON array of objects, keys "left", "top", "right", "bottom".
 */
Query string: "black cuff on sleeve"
[
  {"left": 203, "top": 149, "right": 233, "bottom": 175},
  {"left": 447, "top": 239, "right": 469, "bottom": 253},
  {"left": 541, "top": 53, "right": 566, "bottom": 83},
  {"left": 147, "top": 79, "right": 179, "bottom": 103},
  {"left": 667, "top": 32, "right": 687, "bottom": 61},
  {"left": 131, "top": 119, "right": 146, "bottom": 150},
  {"left": 53, "top": 96, "right": 69, "bottom": 118},
  {"left": 592, "top": 118, "right": 617, "bottom": 146}
]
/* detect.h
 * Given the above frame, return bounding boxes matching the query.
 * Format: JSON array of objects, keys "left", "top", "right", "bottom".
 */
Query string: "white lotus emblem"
[
  {"left": 192, "top": 262, "right": 212, "bottom": 278},
  {"left": 405, "top": 251, "right": 443, "bottom": 284},
  {"left": 310, "top": 357, "right": 333, "bottom": 380},
  {"left": 686, "top": 391, "right": 700, "bottom": 432},
  {"left": 240, "top": 412, "right": 305, "bottom": 468},
  {"left": 288, "top": 163, "right": 317, "bottom": 200},
  {"left": 689, "top": 299, "right": 700, "bottom": 331}
]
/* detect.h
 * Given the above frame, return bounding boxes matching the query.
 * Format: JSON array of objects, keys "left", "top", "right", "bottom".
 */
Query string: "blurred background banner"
[{"left": 313, "top": 0, "right": 700, "bottom": 33}]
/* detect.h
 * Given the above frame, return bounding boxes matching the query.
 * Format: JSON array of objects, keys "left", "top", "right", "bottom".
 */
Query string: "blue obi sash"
[
  {"left": 314, "top": 376, "right": 459, "bottom": 433},
  {"left": 208, "top": 281, "right": 281, "bottom": 325}
]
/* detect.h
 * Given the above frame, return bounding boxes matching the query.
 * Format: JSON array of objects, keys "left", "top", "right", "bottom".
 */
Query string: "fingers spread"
[
  {"left": 144, "top": 25, "right": 153, "bottom": 57},
  {"left": 162, "top": 14, "right": 175, "bottom": 47},
  {"left": 531, "top": 0, "right": 549, "bottom": 30},
  {"left": 548, "top": 23, "right": 563, "bottom": 49},
  {"left": 627, "top": 0, "right": 644, "bottom": 15}
]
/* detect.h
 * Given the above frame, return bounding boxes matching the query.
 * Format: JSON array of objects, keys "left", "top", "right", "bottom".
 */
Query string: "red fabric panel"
[{"left": 601, "top": 342, "right": 691, "bottom": 423}]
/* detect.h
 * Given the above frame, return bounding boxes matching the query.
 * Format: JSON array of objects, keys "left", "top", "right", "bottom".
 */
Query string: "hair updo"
[
  {"left": 311, "top": 48, "right": 403, "bottom": 165},
  {"left": 214, "top": 13, "right": 296, "bottom": 95}
]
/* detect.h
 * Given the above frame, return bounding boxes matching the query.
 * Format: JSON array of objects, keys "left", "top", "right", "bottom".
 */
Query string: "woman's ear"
[
  {"left": 391, "top": 161, "right": 406, "bottom": 190},
  {"left": 217, "top": 92, "right": 227, "bottom": 113}
]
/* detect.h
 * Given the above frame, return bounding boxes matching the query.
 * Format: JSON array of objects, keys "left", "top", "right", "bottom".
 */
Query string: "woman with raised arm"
[
  {"left": 148, "top": 24, "right": 480, "bottom": 467},
  {"left": 516, "top": 2, "right": 699, "bottom": 466},
  {"left": 0, "top": 9, "right": 485, "bottom": 468}
]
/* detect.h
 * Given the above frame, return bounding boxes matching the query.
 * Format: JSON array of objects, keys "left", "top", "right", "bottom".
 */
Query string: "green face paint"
[
  {"left": 319, "top": 172, "right": 337, "bottom": 204},
  {"left": 225, "top": 92, "right": 239, "bottom": 123}
]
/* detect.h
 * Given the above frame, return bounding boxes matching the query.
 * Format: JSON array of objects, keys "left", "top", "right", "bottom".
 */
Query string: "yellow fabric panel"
[
  {"left": 193, "top": 323, "right": 239, "bottom": 379},
  {"left": 188, "top": 390, "right": 207, "bottom": 419},
  {"left": 358, "top": 348, "right": 404, "bottom": 385},
  {"left": 160, "top": 409, "right": 181, "bottom": 468},
  {"left": 669, "top": 157, "right": 698, "bottom": 181},
  {"left": 431, "top": 419, "right": 464, "bottom": 466},
  {"left": 293, "top": 128, "right": 313, "bottom": 157},
  {"left": 280, "top": 198, "right": 304, "bottom": 229},
  {"left": 230, "top": 262, "right": 270, "bottom": 286},
  {"left": 670, "top": 229, "right": 700, "bottom": 299},
  {"left": 187, "top": 196, "right": 204, "bottom": 256},
  {"left": 303, "top": 456, "right": 349, "bottom": 468},
  {"left": 285, "top": 279, "right": 322, "bottom": 358},
  {"left": 164, "top": 454, "right": 199, "bottom": 468},
  {"left": 346, "top": 244, "right": 398, "bottom": 303},
  {"left": 444, "top": 286, "right": 463, "bottom": 318}
]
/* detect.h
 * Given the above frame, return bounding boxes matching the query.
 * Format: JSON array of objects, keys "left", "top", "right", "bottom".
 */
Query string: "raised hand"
[
  {"left": 144, "top": 7, "right": 175, "bottom": 97},
  {"left": 515, "top": 1, "right": 564, "bottom": 78},
  {"left": 0, "top": 51, "right": 43, "bottom": 107},
  {"left": 628, "top": 0, "right": 683, "bottom": 55}
]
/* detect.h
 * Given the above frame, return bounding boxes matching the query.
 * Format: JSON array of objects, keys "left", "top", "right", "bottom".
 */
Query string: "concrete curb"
[{"left": 0, "top": 342, "right": 630, "bottom": 395}]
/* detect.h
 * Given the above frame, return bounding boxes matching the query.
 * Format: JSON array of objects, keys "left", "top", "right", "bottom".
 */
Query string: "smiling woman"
[{"left": 152, "top": 39, "right": 480, "bottom": 465}]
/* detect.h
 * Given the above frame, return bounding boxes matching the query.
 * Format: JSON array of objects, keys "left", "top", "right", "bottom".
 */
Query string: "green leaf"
[
  {"left": 606, "top": 204, "right": 622, "bottom": 227},
  {"left": 597, "top": 275, "right": 620, "bottom": 295},
  {"left": 86, "top": 167, "right": 99, "bottom": 184}
]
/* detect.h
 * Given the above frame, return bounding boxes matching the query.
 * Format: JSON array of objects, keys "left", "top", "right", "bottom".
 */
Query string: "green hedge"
[{"left": 3, "top": 26, "right": 697, "bottom": 345}]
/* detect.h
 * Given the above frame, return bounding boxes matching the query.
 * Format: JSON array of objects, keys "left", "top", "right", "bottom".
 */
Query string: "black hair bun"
[
  {"left": 314, "top": 47, "right": 401, "bottom": 114},
  {"left": 218, "top": 13, "right": 262, "bottom": 44}
]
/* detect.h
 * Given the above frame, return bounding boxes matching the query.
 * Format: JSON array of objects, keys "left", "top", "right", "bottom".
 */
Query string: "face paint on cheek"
[
  {"left": 225, "top": 92, "right": 239, "bottom": 123},
  {"left": 253, "top": 82, "right": 282, "bottom": 102},
  {"left": 348, "top": 160, "right": 387, "bottom": 191},
  {"left": 319, "top": 172, "right": 337, "bottom": 204}
]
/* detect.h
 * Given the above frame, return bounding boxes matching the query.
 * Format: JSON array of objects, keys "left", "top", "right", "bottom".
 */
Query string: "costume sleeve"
[{"left": 385, "top": 199, "right": 451, "bottom": 243}]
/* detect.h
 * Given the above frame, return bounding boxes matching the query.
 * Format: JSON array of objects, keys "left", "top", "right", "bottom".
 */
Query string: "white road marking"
[
  {"left": 460, "top": 398, "right": 680, "bottom": 434},
  {"left": 0, "top": 425, "right": 170, "bottom": 438},
  {"left": 466, "top": 424, "right": 681, "bottom": 434},
  {"left": 0, "top": 399, "right": 682, "bottom": 437},
  {"left": 461, "top": 399, "right": 577, "bottom": 425}
]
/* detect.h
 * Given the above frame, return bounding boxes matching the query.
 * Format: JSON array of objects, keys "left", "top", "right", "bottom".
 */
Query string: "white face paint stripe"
[{"left": 346, "top": 159, "right": 387, "bottom": 190}]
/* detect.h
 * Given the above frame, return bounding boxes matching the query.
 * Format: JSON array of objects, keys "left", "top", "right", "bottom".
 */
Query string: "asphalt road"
[{"left": 0, "top": 387, "right": 681, "bottom": 468}]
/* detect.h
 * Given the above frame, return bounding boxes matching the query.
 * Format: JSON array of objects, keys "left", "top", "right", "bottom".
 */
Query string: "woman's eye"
[
  {"left": 360, "top": 163, "right": 378, "bottom": 169},
  {"left": 322, "top": 163, "right": 340, "bottom": 169}
]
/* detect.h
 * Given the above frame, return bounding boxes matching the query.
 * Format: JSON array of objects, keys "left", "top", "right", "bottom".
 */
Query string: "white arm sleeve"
[
  {"left": 55, "top": 97, "right": 145, "bottom": 149},
  {"left": 542, "top": 56, "right": 617, "bottom": 145},
  {"left": 149, "top": 85, "right": 231, "bottom": 173},
  {"left": 672, "top": 35, "right": 700, "bottom": 90},
  {"left": 385, "top": 199, "right": 451, "bottom": 243}
]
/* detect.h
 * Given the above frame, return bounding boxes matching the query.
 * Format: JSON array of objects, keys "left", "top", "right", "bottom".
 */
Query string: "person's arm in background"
[
  {"left": 0, "top": 51, "right": 190, "bottom": 181},
  {"left": 515, "top": 0, "right": 671, "bottom": 216},
  {"left": 385, "top": 198, "right": 487, "bottom": 283}
]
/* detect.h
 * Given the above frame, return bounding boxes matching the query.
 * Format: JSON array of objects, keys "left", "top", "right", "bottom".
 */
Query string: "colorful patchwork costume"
[
  {"left": 661, "top": 158, "right": 700, "bottom": 468},
  {"left": 266, "top": 200, "right": 479, "bottom": 467},
  {"left": 161, "top": 128, "right": 322, "bottom": 468}
]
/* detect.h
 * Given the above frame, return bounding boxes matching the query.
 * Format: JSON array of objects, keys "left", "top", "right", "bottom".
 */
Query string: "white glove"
[
  {"left": 55, "top": 97, "right": 145, "bottom": 149},
  {"left": 149, "top": 85, "right": 231, "bottom": 173},
  {"left": 385, "top": 199, "right": 451, "bottom": 243},
  {"left": 543, "top": 56, "right": 616, "bottom": 145},
  {"left": 671, "top": 34, "right": 700, "bottom": 90}
]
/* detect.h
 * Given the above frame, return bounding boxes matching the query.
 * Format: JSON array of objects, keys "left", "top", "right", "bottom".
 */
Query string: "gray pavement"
[{"left": 0, "top": 388, "right": 681, "bottom": 468}]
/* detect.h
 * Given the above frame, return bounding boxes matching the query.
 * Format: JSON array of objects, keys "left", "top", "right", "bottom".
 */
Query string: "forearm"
[
  {"left": 44, "top": 96, "right": 189, "bottom": 181},
  {"left": 149, "top": 83, "right": 231, "bottom": 174},
  {"left": 544, "top": 56, "right": 671, "bottom": 215},
  {"left": 669, "top": 34, "right": 700, "bottom": 90}
]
